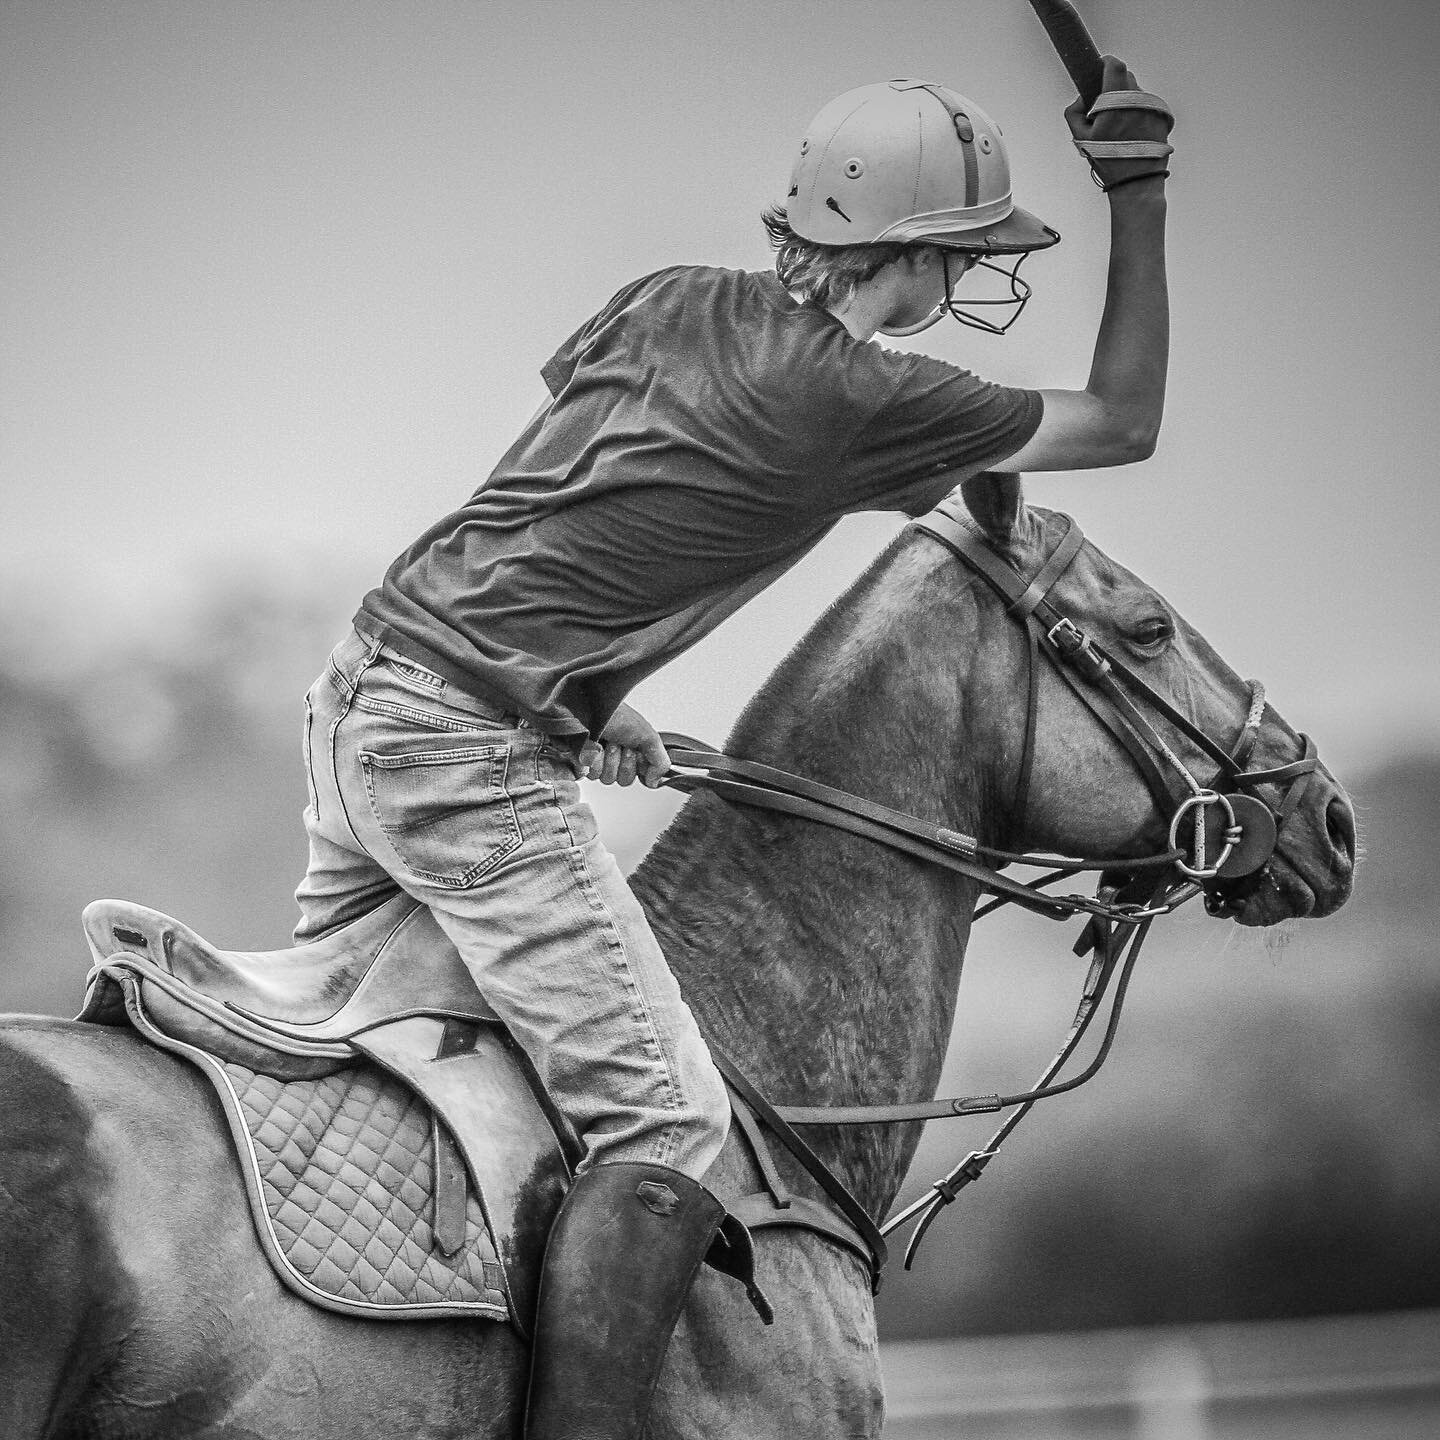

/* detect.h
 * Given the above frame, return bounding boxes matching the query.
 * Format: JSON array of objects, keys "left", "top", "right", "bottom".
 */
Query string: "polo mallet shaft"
[{"left": 1027, "top": 0, "right": 1106, "bottom": 107}]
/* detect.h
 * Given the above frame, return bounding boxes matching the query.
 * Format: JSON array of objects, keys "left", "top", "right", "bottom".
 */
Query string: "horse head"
[{"left": 953, "top": 472, "right": 1356, "bottom": 928}]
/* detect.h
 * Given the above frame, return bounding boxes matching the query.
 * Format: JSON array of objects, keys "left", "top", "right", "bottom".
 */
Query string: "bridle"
[
  {"left": 658, "top": 497, "right": 1321, "bottom": 1290},
  {"left": 915, "top": 497, "right": 1320, "bottom": 903}
]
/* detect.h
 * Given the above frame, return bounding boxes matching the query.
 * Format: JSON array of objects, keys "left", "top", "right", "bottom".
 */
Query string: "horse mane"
[
  {"left": 725, "top": 532, "right": 913, "bottom": 761},
  {"left": 631, "top": 524, "right": 1002, "bottom": 1215}
]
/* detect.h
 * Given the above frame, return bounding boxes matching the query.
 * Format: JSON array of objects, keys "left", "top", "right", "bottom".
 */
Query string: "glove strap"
[
  {"left": 1075, "top": 138, "right": 1175, "bottom": 160},
  {"left": 1101, "top": 169, "right": 1170, "bottom": 194},
  {"left": 1087, "top": 89, "right": 1174, "bottom": 125}
]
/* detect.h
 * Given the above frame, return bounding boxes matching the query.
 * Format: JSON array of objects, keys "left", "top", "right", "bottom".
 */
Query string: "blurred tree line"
[{"left": 1, "top": 585, "right": 1436, "bottom": 1338}]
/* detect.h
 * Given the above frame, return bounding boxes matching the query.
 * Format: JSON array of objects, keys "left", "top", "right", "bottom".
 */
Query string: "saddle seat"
[{"left": 81, "top": 892, "right": 501, "bottom": 1045}]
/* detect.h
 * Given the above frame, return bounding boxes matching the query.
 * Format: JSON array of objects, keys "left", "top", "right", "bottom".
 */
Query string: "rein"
[{"left": 658, "top": 499, "right": 1320, "bottom": 1287}]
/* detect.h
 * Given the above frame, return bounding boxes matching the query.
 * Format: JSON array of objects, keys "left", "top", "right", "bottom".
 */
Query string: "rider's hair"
[{"left": 762, "top": 204, "right": 913, "bottom": 310}]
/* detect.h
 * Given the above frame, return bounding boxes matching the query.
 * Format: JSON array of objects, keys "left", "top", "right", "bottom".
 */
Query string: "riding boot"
[{"left": 524, "top": 1159, "right": 770, "bottom": 1440}]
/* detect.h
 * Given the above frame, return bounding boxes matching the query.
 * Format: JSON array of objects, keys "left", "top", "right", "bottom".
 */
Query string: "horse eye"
[{"left": 1129, "top": 617, "right": 1173, "bottom": 650}]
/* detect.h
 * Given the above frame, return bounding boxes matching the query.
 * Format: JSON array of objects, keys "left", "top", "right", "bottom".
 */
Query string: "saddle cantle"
[{"left": 79, "top": 895, "right": 575, "bottom": 1331}]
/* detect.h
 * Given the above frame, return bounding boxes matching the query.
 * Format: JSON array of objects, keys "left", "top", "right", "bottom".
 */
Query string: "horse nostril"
[{"left": 1326, "top": 795, "right": 1356, "bottom": 862}]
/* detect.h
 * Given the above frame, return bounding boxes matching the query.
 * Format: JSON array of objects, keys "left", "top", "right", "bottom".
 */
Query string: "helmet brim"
[{"left": 924, "top": 204, "right": 1060, "bottom": 255}]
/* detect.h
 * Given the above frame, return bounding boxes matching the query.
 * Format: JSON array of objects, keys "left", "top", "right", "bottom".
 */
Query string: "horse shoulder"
[{"left": 655, "top": 1229, "right": 885, "bottom": 1440}]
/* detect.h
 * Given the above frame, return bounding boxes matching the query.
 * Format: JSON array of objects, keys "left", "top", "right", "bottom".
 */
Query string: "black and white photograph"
[{"left": 2, "top": 2, "right": 1437, "bottom": 1435}]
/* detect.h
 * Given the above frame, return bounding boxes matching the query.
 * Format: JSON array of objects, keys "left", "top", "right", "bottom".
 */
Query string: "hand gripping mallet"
[{"left": 1026, "top": 0, "right": 1174, "bottom": 187}]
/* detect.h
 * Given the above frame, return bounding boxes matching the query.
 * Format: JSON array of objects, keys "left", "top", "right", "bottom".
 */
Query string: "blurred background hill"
[{"left": 1, "top": 582, "right": 1435, "bottom": 1341}]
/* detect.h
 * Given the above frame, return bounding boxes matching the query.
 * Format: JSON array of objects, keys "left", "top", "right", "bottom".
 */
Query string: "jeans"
[{"left": 294, "top": 627, "right": 730, "bottom": 1180}]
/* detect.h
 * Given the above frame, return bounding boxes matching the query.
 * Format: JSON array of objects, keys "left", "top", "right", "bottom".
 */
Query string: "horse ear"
[{"left": 959, "top": 471, "right": 1024, "bottom": 540}]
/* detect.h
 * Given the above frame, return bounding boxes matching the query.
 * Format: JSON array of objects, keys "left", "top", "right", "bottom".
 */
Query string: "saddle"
[
  {"left": 79, "top": 894, "right": 574, "bottom": 1330},
  {"left": 80, "top": 894, "right": 791, "bottom": 1331}
]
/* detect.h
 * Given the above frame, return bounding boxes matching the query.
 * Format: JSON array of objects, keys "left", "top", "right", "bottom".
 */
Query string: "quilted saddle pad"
[{"left": 197, "top": 1050, "right": 511, "bottom": 1321}]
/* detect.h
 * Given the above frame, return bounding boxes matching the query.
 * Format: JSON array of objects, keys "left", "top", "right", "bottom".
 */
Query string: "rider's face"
[{"left": 885, "top": 248, "right": 979, "bottom": 330}]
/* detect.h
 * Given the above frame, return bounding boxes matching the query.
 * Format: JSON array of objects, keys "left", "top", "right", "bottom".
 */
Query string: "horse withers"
[{"left": 0, "top": 476, "right": 1354, "bottom": 1439}]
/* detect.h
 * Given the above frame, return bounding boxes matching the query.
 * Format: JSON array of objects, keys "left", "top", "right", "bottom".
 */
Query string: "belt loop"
[{"left": 345, "top": 625, "right": 385, "bottom": 692}]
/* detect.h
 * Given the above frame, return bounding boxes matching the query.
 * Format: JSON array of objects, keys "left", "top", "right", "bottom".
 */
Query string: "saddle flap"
[{"left": 353, "top": 1015, "right": 572, "bottom": 1336}]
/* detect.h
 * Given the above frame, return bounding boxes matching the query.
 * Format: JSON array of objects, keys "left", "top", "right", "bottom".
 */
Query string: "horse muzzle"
[{"left": 1204, "top": 765, "right": 1356, "bottom": 925}]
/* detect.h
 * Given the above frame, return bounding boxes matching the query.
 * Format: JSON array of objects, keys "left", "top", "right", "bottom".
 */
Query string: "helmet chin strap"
[{"left": 878, "top": 306, "right": 947, "bottom": 338}]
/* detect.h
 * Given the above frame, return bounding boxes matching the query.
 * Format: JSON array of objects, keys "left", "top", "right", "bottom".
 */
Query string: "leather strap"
[
  {"left": 710, "top": 1044, "right": 888, "bottom": 1292},
  {"left": 661, "top": 737, "right": 1081, "bottom": 921},
  {"left": 724, "top": 1193, "right": 876, "bottom": 1275},
  {"left": 1006, "top": 521, "right": 1086, "bottom": 620},
  {"left": 431, "top": 1116, "right": 469, "bottom": 1257},
  {"left": 664, "top": 739, "right": 980, "bottom": 857}
]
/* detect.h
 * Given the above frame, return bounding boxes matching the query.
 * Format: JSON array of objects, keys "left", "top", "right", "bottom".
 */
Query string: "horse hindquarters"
[
  {"left": 0, "top": 1016, "right": 879, "bottom": 1437},
  {"left": 0, "top": 1017, "right": 273, "bottom": 1437},
  {"left": 0, "top": 1018, "right": 123, "bottom": 1439},
  {"left": 0, "top": 1017, "right": 530, "bottom": 1439}
]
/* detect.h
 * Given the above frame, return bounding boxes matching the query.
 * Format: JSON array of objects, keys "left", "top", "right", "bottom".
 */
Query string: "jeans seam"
[
  {"left": 351, "top": 692, "right": 507, "bottom": 734},
  {"left": 562, "top": 841, "right": 686, "bottom": 1168},
  {"left": 330, "top": 642, "right": 383, "bottom": 857},
  {"left": 380, "top": 656, "right": 446, "bottom": 695},
  {"left": 302, "top": 695, "right": 320, "bottom": 824}
]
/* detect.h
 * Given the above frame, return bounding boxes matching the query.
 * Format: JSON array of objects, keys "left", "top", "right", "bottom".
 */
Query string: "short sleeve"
[
  {"left": 841, "top": 353, "right": 1043, "bottom": 516},
  {"left": 539, "top": 270, "right": 675, "bottom": 398},
  {"left": 540, "top": 316, "right": 593, "bottom": 398}
]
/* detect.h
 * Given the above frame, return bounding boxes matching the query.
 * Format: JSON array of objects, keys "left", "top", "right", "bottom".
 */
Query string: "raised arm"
[{"left": 1000, "top": 55, "right": 1173, "bottom": 473}]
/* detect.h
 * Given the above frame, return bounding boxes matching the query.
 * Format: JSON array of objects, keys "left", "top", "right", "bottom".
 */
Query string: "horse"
[{"left": 0, "top": 476, "right": 1355, "bottom": 1439}]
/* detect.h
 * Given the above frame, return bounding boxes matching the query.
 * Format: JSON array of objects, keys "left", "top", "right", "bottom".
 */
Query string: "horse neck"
[{"left": 632, "top": 535, "right": 1022, "bottom": 1218}]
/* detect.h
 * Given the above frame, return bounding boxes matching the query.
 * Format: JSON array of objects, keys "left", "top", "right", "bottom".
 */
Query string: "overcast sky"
[{"left": 3, "top": 0, "right": 1438, "bottom": 783}]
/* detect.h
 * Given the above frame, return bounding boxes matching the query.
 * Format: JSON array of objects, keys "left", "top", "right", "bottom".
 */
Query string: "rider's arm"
[{"left": 999, "top": 56, "right": 1171, "bottom": 474}]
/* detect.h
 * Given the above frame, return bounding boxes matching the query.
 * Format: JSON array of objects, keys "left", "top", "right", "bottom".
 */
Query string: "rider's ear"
[{"left": 959, "top": 471, "right": 1023, "bottom": 541}]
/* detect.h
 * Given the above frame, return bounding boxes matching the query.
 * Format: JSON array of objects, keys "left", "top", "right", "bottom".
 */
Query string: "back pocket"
[{"left": 359, "top": 742, "right": 522, "bottom": 888}]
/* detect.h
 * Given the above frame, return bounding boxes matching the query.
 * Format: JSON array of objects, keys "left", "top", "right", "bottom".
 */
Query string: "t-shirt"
[{"left": 355, "top": 265, "right": 1041, "bottom": 740}]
